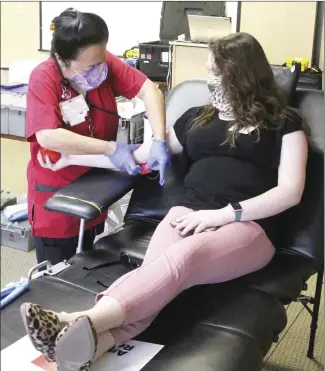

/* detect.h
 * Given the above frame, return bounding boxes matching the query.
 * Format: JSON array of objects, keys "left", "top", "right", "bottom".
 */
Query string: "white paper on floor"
[{"left": 1, "top": 335, "right": 164, "bottom": 371}]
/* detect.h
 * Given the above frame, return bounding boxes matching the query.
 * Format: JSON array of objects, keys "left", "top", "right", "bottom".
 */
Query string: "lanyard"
[{"left": 53, "top": 56, "right": 120, "bottom": 137}]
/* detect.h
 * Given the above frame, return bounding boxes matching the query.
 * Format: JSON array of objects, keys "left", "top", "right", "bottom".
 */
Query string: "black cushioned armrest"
[
  {"left": 45, "top": 168, "right": 135, "bottom": 220},
  {"left": 271, "top": 64, "right": 300, "bottom": 103}
]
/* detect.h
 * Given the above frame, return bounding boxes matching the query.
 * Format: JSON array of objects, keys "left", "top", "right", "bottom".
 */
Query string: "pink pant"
[{"left": 96, "top": 206, "right": 275, "bottom": 345}]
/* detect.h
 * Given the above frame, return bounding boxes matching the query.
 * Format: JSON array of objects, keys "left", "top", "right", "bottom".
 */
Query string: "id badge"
[{"left": 60, "top": 95, "right": 89, "bottom": 126}]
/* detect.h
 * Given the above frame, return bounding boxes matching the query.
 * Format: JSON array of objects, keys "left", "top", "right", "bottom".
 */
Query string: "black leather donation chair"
[{"left": 1, "top": 67, "right": 323, "bottom": 371}]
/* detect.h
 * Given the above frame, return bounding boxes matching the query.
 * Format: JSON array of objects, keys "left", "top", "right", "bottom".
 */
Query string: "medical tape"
[{"left": 52, "top": 195, "right": 102, "bottom": 213}]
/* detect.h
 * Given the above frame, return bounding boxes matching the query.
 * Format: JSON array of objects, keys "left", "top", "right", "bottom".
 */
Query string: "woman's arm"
[
  {"left": 132, "top": 128, "right": 183, "bottom": 161},
  {"left": 223, "top": 130, "right": 308, "bottom": 222},
  {"left": 61, "top": 127, "right": 184, "bottom": 169},
  {"left": 36, "top": 128, "right": 116, "bottom": 155}
]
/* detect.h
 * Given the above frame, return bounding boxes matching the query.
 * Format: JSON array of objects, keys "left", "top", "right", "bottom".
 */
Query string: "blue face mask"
[{"left": 70, "top": 62, "right": 108, "bottom": 91}]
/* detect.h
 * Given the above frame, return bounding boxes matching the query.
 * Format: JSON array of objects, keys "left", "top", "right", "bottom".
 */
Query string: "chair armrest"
[{"left": 45, "top": 169, "right": 136, "bottom": 220}]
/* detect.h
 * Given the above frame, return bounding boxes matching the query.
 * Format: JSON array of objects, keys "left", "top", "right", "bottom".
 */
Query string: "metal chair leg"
[
  {"left": 307, "top": 263, "right": 324, "bottom": 358},
  {"left": 76, "top": 218, "right": 86, "bottom": 254}
]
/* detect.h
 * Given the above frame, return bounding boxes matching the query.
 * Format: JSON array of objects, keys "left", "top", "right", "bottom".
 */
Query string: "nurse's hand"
[
  {"left": 107, "top": 142, "right": 142, "bottom": 176},
  {"left": 147, "top": 139, "right": 170, "bottom": 186},
  {"left": 37, "top": 151, "right": 69, "bottom": 172}
]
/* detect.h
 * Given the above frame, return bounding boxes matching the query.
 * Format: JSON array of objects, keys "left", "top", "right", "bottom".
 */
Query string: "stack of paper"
[{"left": 1, "top": 336, "right": 164, "bottom": 371}]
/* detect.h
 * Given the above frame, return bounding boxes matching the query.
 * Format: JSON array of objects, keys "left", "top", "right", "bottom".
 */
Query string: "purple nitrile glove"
[
  {"left": 147, "top": 139, "right": 170, "bottom": 186},
  {"left": 107, "top": 142, "right": 141, "bottom": 176}
]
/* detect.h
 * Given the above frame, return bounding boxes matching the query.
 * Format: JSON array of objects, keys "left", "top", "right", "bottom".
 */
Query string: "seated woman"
[{"left": 21, "top": 32, "right": 308, "bottom": 371}]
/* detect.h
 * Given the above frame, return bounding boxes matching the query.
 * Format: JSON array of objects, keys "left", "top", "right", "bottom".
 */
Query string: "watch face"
[{"left": 231, "top": 202, "right": 242, "bottom": 211}]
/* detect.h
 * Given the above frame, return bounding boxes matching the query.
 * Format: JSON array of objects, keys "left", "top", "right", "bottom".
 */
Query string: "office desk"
[{"left": 171, "top": 41, "right": 209, "bottom": 88}]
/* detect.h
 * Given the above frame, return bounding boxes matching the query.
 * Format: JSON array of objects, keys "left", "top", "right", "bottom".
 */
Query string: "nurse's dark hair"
[
  {"left": 50, "top": 8, "right": 109, "bottom": 61},
  {"left": 192, "top": 32, "right": 309, "bottom": 146}
]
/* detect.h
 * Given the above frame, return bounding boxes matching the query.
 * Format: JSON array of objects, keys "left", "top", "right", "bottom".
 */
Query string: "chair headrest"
[
  {"left": 271, "top": 64, "right": 301, "bottom": 103},
  {"left": 166, "top": 65, "right": 301, "bottom": 128},
  {"left": 294, "top": 89, "right": 324, "bottom": 152},
  {"left": 166, "top": 80, "right": 210, "bottom": 128}
]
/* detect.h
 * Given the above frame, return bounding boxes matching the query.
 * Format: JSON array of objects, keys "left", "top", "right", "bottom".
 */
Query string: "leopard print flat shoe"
[
  {"left": 55, "top": 316, "right": 98, "bottom": 371},
  {"left": 20, "top": 303, "right": 64, "bottom": 362}
]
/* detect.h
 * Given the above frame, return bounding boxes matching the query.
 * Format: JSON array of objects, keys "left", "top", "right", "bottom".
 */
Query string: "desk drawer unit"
[
  {"left": 1, "top": 106, "right": 9, "bottom": 134},
  {"left": 8, "top": 106, "right": 26, "bottom": 137}
]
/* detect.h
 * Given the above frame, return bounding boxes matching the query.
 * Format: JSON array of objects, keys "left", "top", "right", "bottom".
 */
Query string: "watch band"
[{"left": 229, "top": 202, "right": 243, "bottom": 222}]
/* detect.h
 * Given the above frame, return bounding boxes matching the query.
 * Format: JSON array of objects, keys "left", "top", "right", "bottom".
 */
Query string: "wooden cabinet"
[{"left": 171, "top": 41, "right": 209, "bottom": 88}]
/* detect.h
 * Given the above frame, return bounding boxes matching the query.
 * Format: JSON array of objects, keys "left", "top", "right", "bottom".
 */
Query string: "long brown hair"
[{"left": 192, "top": 32, "right": 307, "bottom": 145}]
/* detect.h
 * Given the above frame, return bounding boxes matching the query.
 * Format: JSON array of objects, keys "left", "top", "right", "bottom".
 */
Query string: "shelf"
[{"left": 1, "top": 134, "right": 27, "bottom": 142}]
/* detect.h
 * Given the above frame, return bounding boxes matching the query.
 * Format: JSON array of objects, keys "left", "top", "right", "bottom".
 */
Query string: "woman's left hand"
[{"left": 175, "top": 208, "right": 233, "bottom": 236}]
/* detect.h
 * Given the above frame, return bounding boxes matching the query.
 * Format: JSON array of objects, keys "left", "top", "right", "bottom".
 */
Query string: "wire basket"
[{"left": 116, "top": 97, "right": 145, "bottom": 144}]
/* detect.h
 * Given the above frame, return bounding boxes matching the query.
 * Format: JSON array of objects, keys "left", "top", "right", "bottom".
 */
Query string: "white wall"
[
  {"left": 319, "top": 18, "right": 324, "bottom": 70},
  {"left": 41, "top": 2, "right": 162, "bottom": 56},
  {"left": 240, "top": 2, "right": 317, "bottom": 65},
  {"left": 41, "top": 2, "right": 239, "bottom": 54},
  {"left": 225, "top": 2, "right": 238, "bottom": 33}
]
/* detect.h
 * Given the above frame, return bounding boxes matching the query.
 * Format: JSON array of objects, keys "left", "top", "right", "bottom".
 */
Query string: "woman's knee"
[
  {"left": 166, "top": 206, "right": 192, "bottom": 220},
  {"left": 155, "top": 207, "right": 191, "bottom": 230},
  {"left": 216, "top": 222, "right": 276, "bottom": 270},
  {"left": 169, "top": 221, "right": 274, "bottom": 265}
]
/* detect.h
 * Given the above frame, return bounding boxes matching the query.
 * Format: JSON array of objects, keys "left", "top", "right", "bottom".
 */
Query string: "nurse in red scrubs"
[{"left": 26, "top": 8, "right": 169, "bottom": 265}]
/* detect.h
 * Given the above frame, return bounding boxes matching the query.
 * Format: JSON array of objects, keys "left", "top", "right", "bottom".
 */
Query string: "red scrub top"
[{"left": 26, "top": 51, "right": 147, "bottom": 238}]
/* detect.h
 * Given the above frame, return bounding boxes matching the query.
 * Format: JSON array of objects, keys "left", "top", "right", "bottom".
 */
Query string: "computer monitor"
[
  {"left": 188, "top": 15, "right": 232, "bottom": 43},
  {"left": 160, "top": 1, "right": 226, "bottom": 41}
]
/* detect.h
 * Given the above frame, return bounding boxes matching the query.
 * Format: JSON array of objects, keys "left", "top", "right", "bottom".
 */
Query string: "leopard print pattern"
[
  {"left": 207, "top": 74, "right": 235, "bottom": 121},
  {"left": 56, "top": 316, "right": 98, "bottom": 371},
  {"left": 22, "top": 303, "right": 62, "bottom": 362},
  {"left": 79, "top": 360, "right": 93, "bottom": 371}
]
